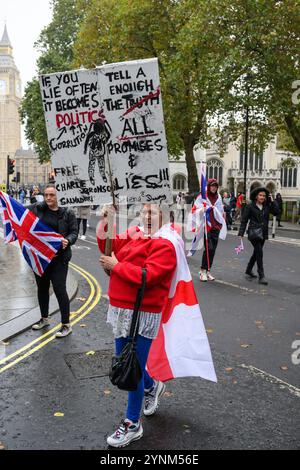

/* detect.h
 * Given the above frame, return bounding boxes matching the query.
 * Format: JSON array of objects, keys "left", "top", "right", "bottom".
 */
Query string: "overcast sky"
[
  {"left": 1, "top": 0, "right": 53, "bottom": 86},
  {"left": 1, "top": 0, "right": 53, "bottom": 145}
]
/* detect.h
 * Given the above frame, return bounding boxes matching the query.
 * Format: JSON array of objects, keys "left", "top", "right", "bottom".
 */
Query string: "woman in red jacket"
[{"left": 97, "top": 204, "right": 177, "bottom": 448}]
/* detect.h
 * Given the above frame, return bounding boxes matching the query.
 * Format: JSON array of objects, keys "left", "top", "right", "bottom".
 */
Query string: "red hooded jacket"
[{"left": 206, "top": 179, "right": 222, "bottom": 231}]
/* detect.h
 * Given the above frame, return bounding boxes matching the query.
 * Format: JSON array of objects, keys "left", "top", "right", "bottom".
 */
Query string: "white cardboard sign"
[{"left": 40, "top": 58, "right": 171, "bottom": 206}]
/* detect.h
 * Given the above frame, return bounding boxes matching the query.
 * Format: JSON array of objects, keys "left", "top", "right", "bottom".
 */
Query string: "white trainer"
[
  {"left": 107, "top": 419, "right": 143, "bottom": 448},
  {"left": 207, "top": 272, "right": 215, "bottom": 281},
  {"left": 80, "top": 235, "right": 86, "bottom": 240},
  {"left": 55, "top": 324, "right": 72, "bottom": 338},
  {"left": 144, "top": 380, "right": 166, "bottom": 416},
  {"left": 32, "top": 318, "right": 50, "bottom": 330},
  {"left": 199, "top": 271, "right": 208, "bottom": 282}
]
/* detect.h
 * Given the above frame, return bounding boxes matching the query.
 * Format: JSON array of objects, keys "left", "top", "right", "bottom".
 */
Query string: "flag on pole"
[
  {"left": 200, "top": 162, "right": 207, "bottom": 201},
  {"left": 187, "top": 162, "right": 212, "bottom": 256},
  {"left": 147, "top": 225, "right": 217, "bottom": 383},
  {"left": 0, "top": 191, "right": 63, "bottom": 276}
]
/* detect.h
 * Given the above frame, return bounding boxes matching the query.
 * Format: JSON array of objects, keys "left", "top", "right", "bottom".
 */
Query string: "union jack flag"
[{"left": 0, "top": 191, "right": 63, "bottom": 276}]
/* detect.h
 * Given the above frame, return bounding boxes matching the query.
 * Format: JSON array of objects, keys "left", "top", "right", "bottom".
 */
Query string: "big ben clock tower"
[{"left": 0, "top": 24, "right": 22, "bottom": 186}]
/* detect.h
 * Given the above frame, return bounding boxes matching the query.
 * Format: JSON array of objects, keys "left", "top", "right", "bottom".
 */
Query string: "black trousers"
[
  {"left": 247, "top": 239, "right": 266, "bottom": 278},
  {"left": 77, "top": 218, "right": 87, "bottom": 235},
  {"left": 201, "top": 229, "right": 220, "bottom": 271},
  {"left": 34, "top": 257, "right": 70, "bottom": 324}
]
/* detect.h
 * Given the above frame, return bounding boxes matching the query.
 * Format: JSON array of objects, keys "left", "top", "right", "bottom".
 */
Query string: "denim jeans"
[{"left": 115, "top": 335, "right": 155, "bottom": 422}]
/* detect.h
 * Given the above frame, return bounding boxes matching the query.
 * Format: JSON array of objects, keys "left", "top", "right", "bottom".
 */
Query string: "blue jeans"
[{"left": 115, "top": 335, "right": 155, "bottom": 422}]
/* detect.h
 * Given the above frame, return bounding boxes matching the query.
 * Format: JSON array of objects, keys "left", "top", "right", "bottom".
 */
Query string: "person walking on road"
[
  {"left": 75, "top": 205, "right": 91, "bottom": 240},
  {"left": 198, "top": 179, "right": 227, "bottom": 282},
  {"left": 176, "top": 191, "right": 185, "bottom": 224},
  {"left": 275, "top": 193, "right": 284, "bottom": 227},
  {"left": 97, "top": 204, "right": 177, "bottom": 447},
  {"left": 223, "top": 192, "right": 233, "bottom": 230},
  {"left": 29, "top": 184, "right": 78, "bottom": 337},
  {"left": 19, "top": 188, "right": 25, "bottom": 205},
  {"left": 238, "top": 187, "right": 279, "bottom": 285}
]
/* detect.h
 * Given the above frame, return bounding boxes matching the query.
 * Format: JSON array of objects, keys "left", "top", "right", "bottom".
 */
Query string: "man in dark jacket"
[
  {"left": 28, "top": 184, "right": 78, "bottom": 337},
  {"left": 238, "top": 187, "right": 279, "bottom": 285}
]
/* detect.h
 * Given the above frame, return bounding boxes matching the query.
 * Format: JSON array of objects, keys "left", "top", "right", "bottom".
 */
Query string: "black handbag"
[
  {"left": 109, "top": 268, "right": 147, "bottom": 391},
  {"left": 248, "top": 226, "right": 264, "bottom": 241}
]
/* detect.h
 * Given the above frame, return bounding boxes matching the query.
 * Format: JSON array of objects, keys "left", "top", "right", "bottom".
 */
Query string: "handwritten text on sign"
[{"left": 40, "top": 59, "right": 171, "bottom": 206}]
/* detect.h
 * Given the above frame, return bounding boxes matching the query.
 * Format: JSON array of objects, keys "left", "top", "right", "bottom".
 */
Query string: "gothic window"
[
  {"left": 240, "top": 140, "right": 263, "bottom": 171},
  {"left": 173, "top": 174, "right": 187, "bottom": 191},
  {"left": 207, "top": 159, "right": 223, "bottom": 186},
  {"left": 281, "top": 167, "right": 298, "bottom": 188}
]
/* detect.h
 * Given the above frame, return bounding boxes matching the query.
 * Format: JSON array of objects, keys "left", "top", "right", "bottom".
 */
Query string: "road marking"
[
  {"left": 269, "top": 238, "right": 300, "bottom": 247},
  {"left": 0, "top": 263, "right": 101, "bottom": 374},
  {"left": 190, "top": 268, "right": 261, "bottom": 294},
  {"left": 214, "top": 279, "right": 258, "bottom": 293},
  {"left": 240, "top": 364, "right": 300, "bottom": 398},
  {"left": 79, "top": 237, "right": 98, "bottom": 246},
  {"left": 227, "top": 230, "right": 300, "bottom": 247},
  {"left": 0, "top": 262, "right": 95, "bottom": 366}
]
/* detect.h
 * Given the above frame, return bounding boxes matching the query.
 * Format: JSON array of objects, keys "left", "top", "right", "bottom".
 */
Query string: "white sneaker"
[
  {"left": 32, "top": 318, "right": 50, "bottom": 330},
  {"left": 144, "top": 380, "right": 166, "bottom": 416},
  {"left": 80, "top": 235, "right": 86, "bottom": 240},
  {"left": 55, "top": 324, "right": 72, "bottom": 338},
  {"left": 199, "top": 271, "right": 208, "bottom": 282},
  {"left": 107, "top": 419, "right": 143, "bottom": 448},
  {"left": 207, "top": 272, "right": 215, "bottom": 281}
]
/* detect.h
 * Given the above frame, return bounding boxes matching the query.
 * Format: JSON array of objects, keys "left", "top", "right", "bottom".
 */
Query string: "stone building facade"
[{"left": 170, "top": 138, "right": 300, "bottom": 204}]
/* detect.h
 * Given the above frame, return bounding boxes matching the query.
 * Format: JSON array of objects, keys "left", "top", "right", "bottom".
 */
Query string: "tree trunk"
[
  {"left": 183, "top": 138, "right": 200, "bottom": 195},
  {"left": 285, "top": 115, "right": 300, "bottom": 154}
]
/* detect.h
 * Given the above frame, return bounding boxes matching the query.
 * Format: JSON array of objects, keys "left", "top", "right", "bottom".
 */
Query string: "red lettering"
[{"left": 55, "top": 109, "right": 104, "bottom": 129}]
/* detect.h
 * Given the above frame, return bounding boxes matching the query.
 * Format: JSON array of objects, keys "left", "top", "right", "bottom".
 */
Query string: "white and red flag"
[
  {"left": 187, "top": 163, "right": 227, "bottom": 256},
  {"left": 147, "top": 225, "right": 217, "bottom": 383}
]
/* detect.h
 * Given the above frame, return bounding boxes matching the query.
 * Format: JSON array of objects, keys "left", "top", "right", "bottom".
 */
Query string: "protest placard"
[{"left": 40, "top": 58, "right": 172, "bottom": 207}]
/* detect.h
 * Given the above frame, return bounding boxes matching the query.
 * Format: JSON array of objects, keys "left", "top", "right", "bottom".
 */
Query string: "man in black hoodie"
[{"left": 28, "top": 184, "right": 78, "bottom": 337}]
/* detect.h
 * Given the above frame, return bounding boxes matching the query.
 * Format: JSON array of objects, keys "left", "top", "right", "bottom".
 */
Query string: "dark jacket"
[
  {"left": 28, "top": 202, "right": 78, "bottom": 262},
  {"left": 238, "top": 188, "right": 279, "bottom": 240}
]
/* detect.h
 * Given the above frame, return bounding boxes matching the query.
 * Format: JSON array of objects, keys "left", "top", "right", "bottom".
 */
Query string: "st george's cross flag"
[
  {"left": 0, "top": 191, "right": 63, "bottom": 276},
  {"left": 147, "top": 224, "right": 217, "bottom": 383}
]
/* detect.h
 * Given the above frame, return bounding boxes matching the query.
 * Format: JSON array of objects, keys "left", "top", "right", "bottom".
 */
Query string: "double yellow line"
[{"left": 0, "top": 263, "right": 102, "bottom": 374}]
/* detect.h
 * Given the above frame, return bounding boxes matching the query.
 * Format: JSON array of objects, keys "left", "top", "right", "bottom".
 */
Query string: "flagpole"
[
  {"left": 204, "top": 203, "right": 211, "bottom": 272},
  {"left": 105, "top": 146, "right": 116, "bottom": 256},
  {"left": 200, "top": 160, "right": 210, "bottom": 272}
]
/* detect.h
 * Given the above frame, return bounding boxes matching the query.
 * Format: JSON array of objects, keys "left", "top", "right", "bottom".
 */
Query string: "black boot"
[
  {"left": 245, "top": 265, "right": 258, "bottom": 279},
  {"left": 258, "top": 277, "right": 268, "bottom": 285},
  {"left": 245, "top": 271, "right": 258, "bottom": 279}
]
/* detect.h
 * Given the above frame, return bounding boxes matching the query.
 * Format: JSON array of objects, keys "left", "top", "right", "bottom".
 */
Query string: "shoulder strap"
[{"left": 129, "top": 268, "right": 147, "bottom": 342}]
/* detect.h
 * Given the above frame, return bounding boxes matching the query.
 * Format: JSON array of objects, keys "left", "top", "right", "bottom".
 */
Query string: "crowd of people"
[{"left": 7, "top": 186, "right": 44, "bottom": 205}]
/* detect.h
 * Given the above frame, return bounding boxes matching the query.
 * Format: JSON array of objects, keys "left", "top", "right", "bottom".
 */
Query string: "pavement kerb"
[{"left": 0, "top": 230, "right": 78, "bottom": 341}]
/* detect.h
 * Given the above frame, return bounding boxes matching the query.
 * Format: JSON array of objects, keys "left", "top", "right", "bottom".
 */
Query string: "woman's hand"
[
  {"left": 100, "top": 204, "right": 116, "bottom": 219},
  {"left": 62, "top": 238, "right": 69, "bottom": 250},
  {"left": 100, "top": 252, "right": 119, "bottom": 272}
]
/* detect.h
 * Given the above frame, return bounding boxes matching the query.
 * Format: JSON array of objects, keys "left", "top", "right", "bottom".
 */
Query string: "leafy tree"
[
  {"left": 210, "top": 0, "right": 300, "bottom": 155},
  {"left": 21, "top": 0, "right": 300, "bottom": 179},
  {"left": 74, "top": 0, "right": 243, "bottom": 193}
]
